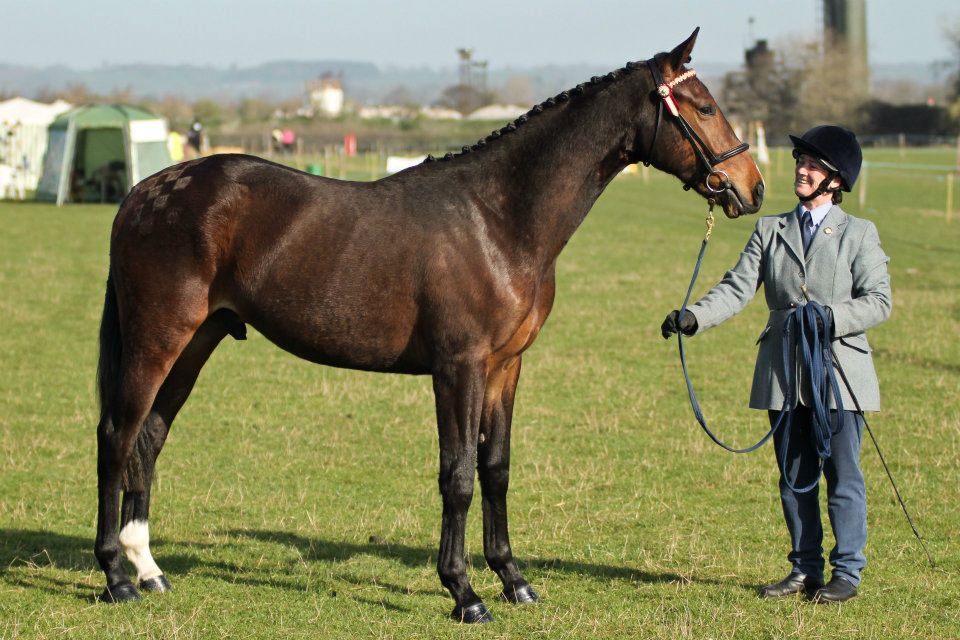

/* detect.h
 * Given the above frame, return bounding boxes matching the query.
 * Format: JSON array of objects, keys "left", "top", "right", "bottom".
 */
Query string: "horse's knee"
[
  {"left": 439, "top": 469, "right": 475, "bottom": 508},
  {"left": 479, "top": 462, "right": 509, "bottom": 491}
]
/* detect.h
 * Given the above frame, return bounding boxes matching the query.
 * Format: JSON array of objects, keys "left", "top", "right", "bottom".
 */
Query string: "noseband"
[{"left": 644, "top": 59, "right": 749, "bottom": 194}]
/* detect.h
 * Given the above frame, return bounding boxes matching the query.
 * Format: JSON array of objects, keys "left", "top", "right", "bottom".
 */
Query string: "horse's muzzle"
[{"left": 721, "top": 180, "right": 764, "bottom": 219}]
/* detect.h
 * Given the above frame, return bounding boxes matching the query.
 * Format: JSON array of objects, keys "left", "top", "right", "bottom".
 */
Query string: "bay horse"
[{"left": 94, "top": 28, "right": 763, "bottom": 622}]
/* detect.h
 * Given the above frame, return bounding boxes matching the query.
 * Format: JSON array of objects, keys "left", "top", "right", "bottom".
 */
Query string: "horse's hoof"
[
  {"left": 500, "top": 583, "right": 540, "bottom": 604},
  {"left": 99, "top": 583, "right": 141, "bottom": 603},
  {"left": 451, "top": 602, "right": 494, "bottom": 624},
  {"left": 139, "top": 575, "right": 172, "bottom": 593}
]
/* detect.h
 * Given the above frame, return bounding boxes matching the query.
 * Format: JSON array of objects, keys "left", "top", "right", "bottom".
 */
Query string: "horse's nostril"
[{"left": 754, "top": 181, "right": 765, "bottom": 202}]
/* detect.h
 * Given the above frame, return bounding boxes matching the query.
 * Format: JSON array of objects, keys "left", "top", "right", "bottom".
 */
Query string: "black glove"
[
  {"left": 661, "top": 309, "right": 698, "bottom": 339},
  {"left": 814, "top": 306, "right": 834, "bottom": 337}
]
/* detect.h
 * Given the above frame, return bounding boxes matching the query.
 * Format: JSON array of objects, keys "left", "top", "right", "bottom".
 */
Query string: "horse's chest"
[{"left": 491, "top": 279, "right": 556, "bottom": 362}]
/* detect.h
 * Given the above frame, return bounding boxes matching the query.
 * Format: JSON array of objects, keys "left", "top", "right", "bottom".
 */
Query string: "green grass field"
[{"left": 1, "top": 149, "right": 958, "bottom": 638}]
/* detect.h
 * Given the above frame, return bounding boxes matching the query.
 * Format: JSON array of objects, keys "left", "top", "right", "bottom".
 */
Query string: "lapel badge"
[{"left": 824, "top": 227, "right": 833, "bottom": 235}]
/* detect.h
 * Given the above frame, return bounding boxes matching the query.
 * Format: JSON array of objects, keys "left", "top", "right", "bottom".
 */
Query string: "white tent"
[
  {"left": 466, "top": 104, "right": 528, "bottom": 121},
  {"left": 0, "top": 98, "right": 72, "bottom": 197}
]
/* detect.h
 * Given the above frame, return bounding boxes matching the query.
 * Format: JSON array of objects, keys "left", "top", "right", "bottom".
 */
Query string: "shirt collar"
[{"left": 797, "top": 201, "right": 832, "bottom": 227}]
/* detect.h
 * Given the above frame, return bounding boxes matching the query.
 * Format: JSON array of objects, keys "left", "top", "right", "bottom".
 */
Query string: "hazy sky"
[{"left": 4, "top": 0, "right": 957, "bottom": 70}]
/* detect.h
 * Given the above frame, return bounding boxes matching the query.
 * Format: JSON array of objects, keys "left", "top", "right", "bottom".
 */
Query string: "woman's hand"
[{"left": 661, "top": 310, "right": 698, "bottom": 339}]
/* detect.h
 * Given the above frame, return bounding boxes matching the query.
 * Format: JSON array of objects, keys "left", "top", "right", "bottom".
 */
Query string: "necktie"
[{"left": 801, "top": 211, "right": 814, "bottom": 254}]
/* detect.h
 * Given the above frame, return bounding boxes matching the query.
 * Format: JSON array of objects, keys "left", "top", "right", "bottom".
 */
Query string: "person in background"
[
  {"left": 167, "top": 129, "right": 185, "bottom": 163},
  {"left": 661, "top": 125, "right": 892, "bottom": 604},
  {"left": 281, "top": 127, "right": 296, "bottom": 155},
  {"left": 187, "top": 120, "right": 204, "bottom": 157}
]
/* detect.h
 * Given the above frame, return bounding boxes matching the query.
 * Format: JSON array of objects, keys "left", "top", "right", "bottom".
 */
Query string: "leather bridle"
[{"left": 644, "top": 59, "right": 750, "bottom": 194}]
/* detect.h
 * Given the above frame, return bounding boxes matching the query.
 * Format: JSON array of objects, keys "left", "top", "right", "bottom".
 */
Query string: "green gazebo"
[{"left": 36, "top": 104, "right": 173, "bottom": 205}]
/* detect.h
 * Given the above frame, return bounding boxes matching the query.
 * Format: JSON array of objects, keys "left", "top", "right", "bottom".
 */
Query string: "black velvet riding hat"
[{"left": 789, "top": 125, "right": 863, "bottom": 191}]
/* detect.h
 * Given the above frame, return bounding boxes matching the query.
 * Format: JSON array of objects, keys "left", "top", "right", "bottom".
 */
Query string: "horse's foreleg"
[
  {"left": 478, "top": 356, "right": 539, "bottom": 605},
  {"left": 432, "top": 360, "right": 492, "bottom": 623},
  {"left": 118, "top": 312, "right": 235, "bottom": 594}
]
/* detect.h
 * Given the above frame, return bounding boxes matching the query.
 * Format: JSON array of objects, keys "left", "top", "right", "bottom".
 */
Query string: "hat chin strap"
[{"left": 798, "top": 171, "right": 840, "bottom": 203}]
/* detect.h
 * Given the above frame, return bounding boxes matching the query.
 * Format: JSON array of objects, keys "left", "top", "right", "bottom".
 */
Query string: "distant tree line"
[
  {"left": 948, "top": 19, "right": 960, "bottom": 123},
  {"left": 16, "top": 76, "right": 523, "bottom": 134},
  {"left": 721, "top": 27, "right": 960, "bottom": 145}
]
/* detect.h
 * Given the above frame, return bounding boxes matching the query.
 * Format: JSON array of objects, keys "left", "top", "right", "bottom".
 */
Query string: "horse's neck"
[{"left": 474, "top": 82, "right": 644, "bottom": 268}]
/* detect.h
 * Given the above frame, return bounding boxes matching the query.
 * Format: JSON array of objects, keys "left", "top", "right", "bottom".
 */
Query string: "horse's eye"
[{"left": 698, "top": 104, "right": 716, "bottom": 116}]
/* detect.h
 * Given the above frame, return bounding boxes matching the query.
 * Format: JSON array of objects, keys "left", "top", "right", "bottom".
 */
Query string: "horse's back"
[{"left": 113, "top": 154, "right": 362, "bottom": 277}]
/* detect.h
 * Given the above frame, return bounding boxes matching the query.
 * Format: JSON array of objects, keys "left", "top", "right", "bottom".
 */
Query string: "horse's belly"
[{"left": 241, "top": 299, "right": 427, "bottom": 374}]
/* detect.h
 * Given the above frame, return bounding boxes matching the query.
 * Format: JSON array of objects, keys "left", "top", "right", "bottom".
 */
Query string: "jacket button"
[{"left": 789, "top": 302, "right": 797, "bottom": 308}]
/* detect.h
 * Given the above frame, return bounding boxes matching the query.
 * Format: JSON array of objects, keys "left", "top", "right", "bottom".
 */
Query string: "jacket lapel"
[
  {"left": 804, "top": 205, "right": 848, "bottom": 262},
  {"left": 776, "top": 207, "right": 805, "bottom": 266}
]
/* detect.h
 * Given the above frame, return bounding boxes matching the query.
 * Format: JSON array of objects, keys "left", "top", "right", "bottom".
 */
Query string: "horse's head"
[{"left": 638, "top": 29, "right": 764, "bottom": 218}]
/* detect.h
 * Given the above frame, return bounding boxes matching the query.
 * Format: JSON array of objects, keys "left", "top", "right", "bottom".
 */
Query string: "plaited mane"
[{"left": 425, "top": 60, "right": 649, "bottom": 163}]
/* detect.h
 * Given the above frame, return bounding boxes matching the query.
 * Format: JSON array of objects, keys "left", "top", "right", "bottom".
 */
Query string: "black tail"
[{"left": 97, "top": 272, "right": 122, "bottom": 423}]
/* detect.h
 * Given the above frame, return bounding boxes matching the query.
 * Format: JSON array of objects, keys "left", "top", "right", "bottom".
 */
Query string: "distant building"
[
  {"left": 306, "top": 73, "right": 344, "bottom": 117},
  {"left": 465, "top": 104, "right": 527, "bottom": 121},
  {"left": 821, "top": 0, "right": 869, "bottom": 98},
  {"left": 357, "top": 105, "right": 463, "bottom": 121},
  {"left": 357, "top": 105, "right": 411, "bottom": 120},
  {"left": 419, "top": 106, "right": 462, "bottom": 121},
  {"left": 744, "top": 39, "right": 774, "bottom": 72}
]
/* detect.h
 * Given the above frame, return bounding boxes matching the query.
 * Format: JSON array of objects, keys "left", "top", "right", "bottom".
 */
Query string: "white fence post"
[
  {"left": 947, "top": 172, "right": 954, "bottom": 224},
  {"left": 858, "top": 162, "right": 868, "bottom": 210}
]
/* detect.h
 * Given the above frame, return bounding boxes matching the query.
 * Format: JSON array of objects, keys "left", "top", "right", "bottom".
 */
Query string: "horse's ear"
[{"left": 668, "top": 27, "right": 700, "bottom": 70}]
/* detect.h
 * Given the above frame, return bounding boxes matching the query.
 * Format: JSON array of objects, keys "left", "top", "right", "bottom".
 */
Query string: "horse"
[{"left": 93, "top": 28, "right": 764, "bottom": 622}]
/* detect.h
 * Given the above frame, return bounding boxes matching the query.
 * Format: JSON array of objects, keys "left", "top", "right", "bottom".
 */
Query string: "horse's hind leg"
[
  {"left": 478, "top": 356, "right": 539, "bottom": 605},
  {"left": 97, "top": 352, "right": 185, "bottom": 602},
  {"left": 117, "top": 311, "right": 238, "bottom": 594},
  {"left": 96, "top": 302, "right": 211, "bottom": 603}
]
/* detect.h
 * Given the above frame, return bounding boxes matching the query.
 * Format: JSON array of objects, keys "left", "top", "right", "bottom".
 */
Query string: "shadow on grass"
[
  {"left": 0, "top": 528, "right": 212, "bottom": 603},
  {"left": 0, "top": 529, "right": 95, "bottom": 570},
  {"left": 225, "top": 528, "right": 748, "bottom": 590},
  {"left": 0, "top": 529, "right": 101, "bottom": 602},
  {"left": 0, "top": 527, "right": 756, "bottom": 603}
]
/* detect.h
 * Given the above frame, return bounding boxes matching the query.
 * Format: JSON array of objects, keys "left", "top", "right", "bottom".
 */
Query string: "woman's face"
[{"left": 794, "top": 152, "right": 840, "bottom": 200}]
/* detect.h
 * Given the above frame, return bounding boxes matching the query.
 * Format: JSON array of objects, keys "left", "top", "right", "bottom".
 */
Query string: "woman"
[{"left": 661, "top": 125, "right": 892, "bottom": 603}]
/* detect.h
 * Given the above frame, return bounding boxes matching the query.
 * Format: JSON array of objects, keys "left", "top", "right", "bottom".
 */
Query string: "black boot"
[
  {"left": 810, "top": 576, "right": 858, "bottom": 603},
  {"left": 759, "top": 573, "right": 823, "bottom": 598}
]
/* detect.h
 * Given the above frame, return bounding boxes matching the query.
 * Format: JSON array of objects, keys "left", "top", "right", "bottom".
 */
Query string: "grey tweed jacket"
[{"left": 687, "top": 205, "right": 892, "bottom": 411}]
